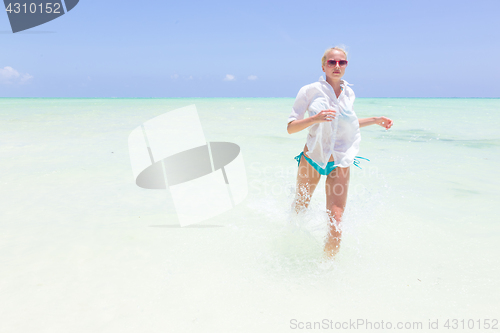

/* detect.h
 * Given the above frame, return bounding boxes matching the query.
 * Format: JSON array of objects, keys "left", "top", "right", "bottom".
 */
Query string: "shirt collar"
[{"left": 319, "top": 76, "right": 351, "bottom": 87}]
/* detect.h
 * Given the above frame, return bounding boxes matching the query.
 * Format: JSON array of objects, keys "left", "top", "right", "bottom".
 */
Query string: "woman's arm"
[
  {"left": 287, "top": 110, "right": 337, "bottom": 134},
  {"left": 287, "top": 117, "right": 316, "bottom": 134},
  {"left": 359, "top": 116, "right": 393, "bottom": 130}
]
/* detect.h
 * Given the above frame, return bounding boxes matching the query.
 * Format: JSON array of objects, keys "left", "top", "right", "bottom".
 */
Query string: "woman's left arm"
[{"left": 359, "top": 116, "right": 393, "bottom": 130}]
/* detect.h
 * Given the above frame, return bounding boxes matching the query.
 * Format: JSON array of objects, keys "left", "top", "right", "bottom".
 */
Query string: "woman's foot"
[{"left": 323, "top": 236, "right": 341, "bottom": 258}]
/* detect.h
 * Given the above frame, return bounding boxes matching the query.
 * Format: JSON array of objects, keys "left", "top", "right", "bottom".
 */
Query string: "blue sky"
[{"left": 1, "top": 0, "right": 499, "bottom": 97}]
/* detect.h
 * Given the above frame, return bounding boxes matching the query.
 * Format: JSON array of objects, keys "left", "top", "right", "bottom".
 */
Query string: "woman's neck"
[
  {"left": 326, "top": 77, "right": 342, "bottom": 97},
  {"left": 326, "top": 77, "right": 342, "bottom": 89}
]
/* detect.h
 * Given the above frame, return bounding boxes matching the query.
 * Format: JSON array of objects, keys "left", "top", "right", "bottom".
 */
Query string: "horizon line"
[{"left": 1, "top": 96, "right": 499, "bottom": 99}]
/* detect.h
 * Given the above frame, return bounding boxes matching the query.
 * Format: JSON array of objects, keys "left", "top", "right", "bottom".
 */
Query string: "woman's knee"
[{"left": 327, "top": 205, "right": 345, "bottom": 219}]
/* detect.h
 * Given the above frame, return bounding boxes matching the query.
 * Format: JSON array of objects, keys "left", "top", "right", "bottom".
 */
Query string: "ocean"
[{"left": 1, "top": 98, "right": 498, "bottom": 332}]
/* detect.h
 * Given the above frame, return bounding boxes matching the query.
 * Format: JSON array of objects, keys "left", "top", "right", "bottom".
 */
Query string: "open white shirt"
[{"left": 288, "top": 76, "right": 361, "bottom": 169}]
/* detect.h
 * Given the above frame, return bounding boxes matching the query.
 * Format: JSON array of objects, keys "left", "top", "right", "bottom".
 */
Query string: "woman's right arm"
[
  {"left": 287, "top": 85, "right": 336, "bottom": 134},
  {"left": 287, "top": 110, "right": 337, "bottom": 134},
  {"left": 287, "top": 117, "right": 316, "bottom": 134}
]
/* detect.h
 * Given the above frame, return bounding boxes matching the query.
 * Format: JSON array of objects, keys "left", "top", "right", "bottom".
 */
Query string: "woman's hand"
[
  {"left": 375, "top": 116, "right": 393, "bottom": 130},
  {"left": 313, "top": 109, "right": 337, "bottom": 123}
]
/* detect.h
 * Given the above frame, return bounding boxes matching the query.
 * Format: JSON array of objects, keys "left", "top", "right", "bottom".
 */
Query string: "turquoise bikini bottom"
[{"left": 294, "top": 152, "right": 369, "bottom": 175}]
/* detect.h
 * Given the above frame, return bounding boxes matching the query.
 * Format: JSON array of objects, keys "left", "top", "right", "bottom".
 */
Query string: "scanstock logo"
[{"left": 3, "top": 0, "right": 79, "bottom": 33}]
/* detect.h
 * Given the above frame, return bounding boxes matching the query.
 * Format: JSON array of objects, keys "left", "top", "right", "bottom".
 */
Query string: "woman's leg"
[
  {"left": 324, "top": 166, "right": 350, "bottom": 257},
  {"left": 292, "top": 154, "right": 321, "bottom": 213}
]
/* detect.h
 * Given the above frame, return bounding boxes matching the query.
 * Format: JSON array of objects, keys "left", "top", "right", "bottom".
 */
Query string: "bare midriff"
[{"left": 302, "top": 144, "right": 335, "bottom": 162}]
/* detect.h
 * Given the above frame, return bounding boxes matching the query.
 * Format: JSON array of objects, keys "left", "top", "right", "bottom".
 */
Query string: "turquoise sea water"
[{"left": 1, "top": 98, "right": 499, "bottom": 332}]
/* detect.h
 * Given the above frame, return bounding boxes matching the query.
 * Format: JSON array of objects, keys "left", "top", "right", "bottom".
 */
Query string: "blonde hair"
[{"left": 321, "top": 46, "right": 348, "bottom": 66}]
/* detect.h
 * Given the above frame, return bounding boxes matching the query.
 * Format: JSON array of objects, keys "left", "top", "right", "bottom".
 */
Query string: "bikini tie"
[{"left": 353, "top": 156, "right": 370, "bottom": 169}]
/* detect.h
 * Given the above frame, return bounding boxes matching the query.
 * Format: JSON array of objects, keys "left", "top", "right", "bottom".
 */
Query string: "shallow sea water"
[{"left": 0, "top": 98, "right": 499, "bottom": 332}]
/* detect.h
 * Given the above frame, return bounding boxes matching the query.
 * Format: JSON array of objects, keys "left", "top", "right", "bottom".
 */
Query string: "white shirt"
[{"left": 288, "top": 76, "right": 361, "bottom": 168}]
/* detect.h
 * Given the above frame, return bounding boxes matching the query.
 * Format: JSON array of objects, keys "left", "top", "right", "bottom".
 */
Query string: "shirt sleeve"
[
  {"left": 346, "top": 86, "right": 355, "bottom": 101},
  {"left": 287, "top": 85, "right": 309, "bottom": 124},
  {"left": 345, "top": 86, "right": 356, "bottom": 115}
]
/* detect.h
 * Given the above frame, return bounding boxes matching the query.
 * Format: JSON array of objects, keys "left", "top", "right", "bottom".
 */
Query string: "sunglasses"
[{"left": 326, "top": 60, "right": 348, "bottom": 67}]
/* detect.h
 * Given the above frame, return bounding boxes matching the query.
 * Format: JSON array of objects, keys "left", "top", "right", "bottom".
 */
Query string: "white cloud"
[
  {"left": 171, "top": 74, "right": 179, "bottom": 79},
  {"left": 247, "top": 75, "right": 258, "bottom": 80},
  {"left": 0, "top": 67, "right": 19, "bottom": 80},
  {"left": 20, "top": 73, "right": 34, "bottom": 84},
  {"left": 0, "top": 66, "right": 33, "bottom": 84},
  {"left": 223, "top": 74, "right": 235, "bottom": 81}
]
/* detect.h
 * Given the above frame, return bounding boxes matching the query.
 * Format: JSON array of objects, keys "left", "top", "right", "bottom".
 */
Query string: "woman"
[{"left": 287, "top": 46, "right": 393, "bottom": 258}]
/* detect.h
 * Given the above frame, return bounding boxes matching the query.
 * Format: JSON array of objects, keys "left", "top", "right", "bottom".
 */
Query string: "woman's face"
[{"left": 322, "top": 50, "right": 348, "bottom": 80}]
